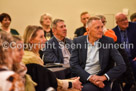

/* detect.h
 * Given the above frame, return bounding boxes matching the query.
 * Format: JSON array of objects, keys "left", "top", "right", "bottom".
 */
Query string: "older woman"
[
  {"left": 0, "top": 13, "right": 19, "bottom": 35},
  {"left": 39, "top": 13, "right": 54, "bottom": 58},
  {"left": 0, "top": 31, "right": 24, "bottom": 91},
  {"left": 40, "top": 13, "right": 53, "bottom": 40},
  {"left": 22, "top": 25, "right": 82, "bottom": 91}
]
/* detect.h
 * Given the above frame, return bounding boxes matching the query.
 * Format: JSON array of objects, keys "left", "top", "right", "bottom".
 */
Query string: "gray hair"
[
  {"left": 86, "top": 16, "right": 101, "bottom": 28},
  {"left": 96, "top": 15, "right": 106, "bottom": 20},
  {"left": 40, "top": 13, "right": 52, "bottom": 24},
  {"left": 52, "top": 19, "right": 64, "bottom": 29}
]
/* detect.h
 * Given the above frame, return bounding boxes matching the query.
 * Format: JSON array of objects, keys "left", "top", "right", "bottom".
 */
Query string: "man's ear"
[
  {"left": 52, "top": 28, "right": 56, "bottom": 35},
  {"left": 81, "top": 19, "right": 83, "bottom": 24},
  {"left": 116, "top": 21, "right": 118, "bottom": 24}
]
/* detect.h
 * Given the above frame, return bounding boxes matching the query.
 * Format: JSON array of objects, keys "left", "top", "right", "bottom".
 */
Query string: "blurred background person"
[
  {"left": 96, "top": 15, "right": 117, "bottom": 42},
  {"left": 0, "top": 31, "right": 24, "bottom": 91},
  {"left": 39, "top": 13, "right": 53, "bottom": 58},
  {"left": 74, "top": 11, "right": 90, "bottom": 37},
  {"left": 130, "top": 12, "right": 136, "bottom": 22},
  {"left": 0, "top": 13, "right": 19, "bottom": 35},
  {"left": 40, "top": 13, "right": 53, "bottom": 40}
]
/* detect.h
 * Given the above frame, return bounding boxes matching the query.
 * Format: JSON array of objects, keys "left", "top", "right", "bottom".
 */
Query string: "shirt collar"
[
  {"left": 118, "top": 26, "right": 127, "bottom": 32},
  {"left": 87, "top": 35, "right": 99, "bottom": 46},
  {"left": 54, "top": 36, "right": 65, "bottom": 42}
]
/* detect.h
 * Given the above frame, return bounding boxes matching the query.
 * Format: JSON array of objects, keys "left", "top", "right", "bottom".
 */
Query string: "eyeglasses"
[{"left": 118, "top": 18, "right": 128, "bottom": 22}]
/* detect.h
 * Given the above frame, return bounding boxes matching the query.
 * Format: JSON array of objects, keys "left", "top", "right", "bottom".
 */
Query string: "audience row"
[{"left": 0, "top": 11, "right": 136, "bottom": 91}]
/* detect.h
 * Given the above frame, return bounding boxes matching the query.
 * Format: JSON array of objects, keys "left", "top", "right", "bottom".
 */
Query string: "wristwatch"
[{"left": 68, "top": 82, "right": 72, "bottom": 88}]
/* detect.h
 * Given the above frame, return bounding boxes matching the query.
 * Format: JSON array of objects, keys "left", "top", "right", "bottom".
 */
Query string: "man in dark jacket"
[
  {"left": 43, "top": 19, "right": 72, "bottom": 64},
  {"left": 70, "top": 16, "right": 126, "bottom": 91}
]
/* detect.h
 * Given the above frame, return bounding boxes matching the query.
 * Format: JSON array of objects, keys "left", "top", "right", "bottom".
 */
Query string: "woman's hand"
[{"left": 72, "top": 77, "right": 83, "bottom": 90}]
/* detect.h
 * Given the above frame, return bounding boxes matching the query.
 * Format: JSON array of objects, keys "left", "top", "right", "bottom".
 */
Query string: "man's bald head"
[
  {"left": 115, "top": 12, "right": 126, "bottom": 21},
  {"left": 115, "top": 12, "right": 129, "bottom": 30}
]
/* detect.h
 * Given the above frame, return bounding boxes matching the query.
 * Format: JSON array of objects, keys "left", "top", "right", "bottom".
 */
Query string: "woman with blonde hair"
[
  {"left": 22, "top": 25, "right": 82, "bottom": 91},
  {"left": 23, "top": 25, "right": 46, "bottom": 65},
  {"left": 0, "top": 31, "right": 24, "bottom": 91},
  {"left": 12, "top": 35, "right": 37, "bottom": 91}
]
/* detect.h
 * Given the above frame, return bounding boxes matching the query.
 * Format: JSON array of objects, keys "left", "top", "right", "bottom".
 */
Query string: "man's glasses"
[{"left": 118, "top": 18, "right": 128, "bottom": 22}]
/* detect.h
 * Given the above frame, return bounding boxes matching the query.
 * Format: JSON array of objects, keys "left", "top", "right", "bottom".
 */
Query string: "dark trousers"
[
  {"left": 112, "top": 81, "right": 133, "bottom": 91},
  {"left": 112, "top": 57, "right": 136, "bottom": 91},
  {"left": 82, "top": 81, "right": 111, "bottom": 91},
  {"left": 130, "top": 58, "right": 136, "bottom": 80}
]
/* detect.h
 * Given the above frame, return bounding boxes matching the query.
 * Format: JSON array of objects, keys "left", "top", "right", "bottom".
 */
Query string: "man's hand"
[
  {"left": 95, "top": 81, "right": 105, "bottom": 88},
  {"left": 89, "top": 75, "right": 107, "bottom": 88},
  {"left": 91, "top": 75, "right": 107, "bottom": 82}
]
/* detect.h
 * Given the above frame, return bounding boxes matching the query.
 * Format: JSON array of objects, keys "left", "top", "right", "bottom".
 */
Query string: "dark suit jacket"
[
  {"left": 112, "top": 22, "right": 136, "bottom": 59},
  {"left": 43, "top": 37, "right": 72, "bottom": 64},
  {"left": 70, "top": 35, "right": 126, "bottom": 83}
]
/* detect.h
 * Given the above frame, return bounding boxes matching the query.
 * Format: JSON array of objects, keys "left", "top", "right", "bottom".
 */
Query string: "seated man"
[
  {"left": 43, "top": 19, "right": 72, "bottom": 64},
  {"left": 70, "top": 16, "right": 126, "bottom": 91},
  {"left": 112, "top": 12, "right": 136, "bottom": 91}
]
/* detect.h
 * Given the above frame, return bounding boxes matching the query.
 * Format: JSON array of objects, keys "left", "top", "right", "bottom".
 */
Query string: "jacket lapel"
[
  {"left": 81, "top": 36, "right": 88, "bottom": 65},
  {"left": 53, "top": 37, "right": 64, "bottom": 63},
  {"left": 99, "top": 37, "right": 104, "bottom": 68},
  {"left": 65, "top": 38, "right": 72, "bottom": 53},
  {"left": 114, "top": 26, "right": 122, "bottom": 43}
]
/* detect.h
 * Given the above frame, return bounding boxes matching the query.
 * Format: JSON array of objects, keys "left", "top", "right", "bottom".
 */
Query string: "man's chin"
[
  {"left": 98, "top": 35, "right": 103, "bottom": 39},
  {"left": 63, "top": 34, "right": 67, "bottom": 37}
]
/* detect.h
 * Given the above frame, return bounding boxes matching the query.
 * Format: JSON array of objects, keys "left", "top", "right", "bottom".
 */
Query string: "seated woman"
[
  {"left": 0, "top": 31, "right": 24, "bottom": 91},
  {"left": 12, "top": 35, "right": 37, "bottom": 91},
  {"left": 22, "top": 25, "right": 83, "bottom": 91},
  {"left": 39, "top": 13, "right": 54, "bottom": 58},
  {"left": 0, "top": 13, "right": 19, "bottom": 35},
  {"left": 40, "top": 13, "right": 53, "bottom": 40}
]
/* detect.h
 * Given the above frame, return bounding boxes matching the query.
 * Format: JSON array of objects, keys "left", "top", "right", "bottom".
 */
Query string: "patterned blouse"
[{"left": 0, "top": 66, "right": 24, "bottom": 91}]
